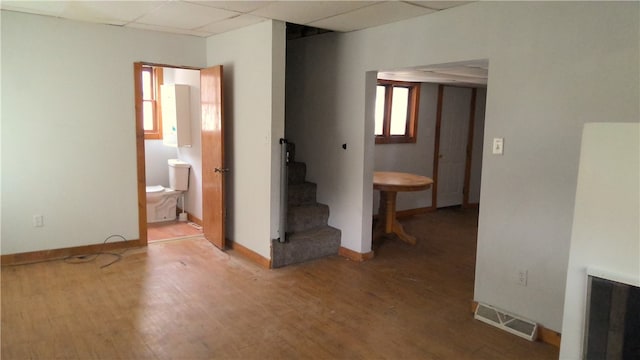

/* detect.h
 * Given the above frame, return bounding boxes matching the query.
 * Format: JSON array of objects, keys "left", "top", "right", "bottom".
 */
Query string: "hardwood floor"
[{"left": 1, "top": 208, "right": 559, "bottom": 359}]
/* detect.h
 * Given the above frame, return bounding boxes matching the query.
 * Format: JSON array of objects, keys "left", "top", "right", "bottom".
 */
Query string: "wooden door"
[
  {"left": 201, "top": 65, "right": 225, "bottom": 249},
  {"left": 437, "top": 86, "right": 471, "bottom": 208}
]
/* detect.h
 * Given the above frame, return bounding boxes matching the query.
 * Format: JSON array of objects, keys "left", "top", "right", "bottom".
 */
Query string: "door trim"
[
  {"left": 463, "top": 88, "right": 478, "bottom": 208},
  {"left": 133, "top": 62, "right": 148, "bottom": 245},
  {"left": 430, "top": 84, "right": 444, "bottom": 210}
]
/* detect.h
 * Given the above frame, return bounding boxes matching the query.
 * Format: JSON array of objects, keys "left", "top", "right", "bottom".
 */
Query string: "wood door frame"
[
  {"left": 133, "top": 62, "right": 203, "bottom": 245},
  {"left": 429, "top": 85, "right": 444, "bottom": 211},
  {"left": 430, "top": 85, "right": 479, "bottom": 210},
  {"left": 462, "top": 88, "right": 478, "bottom": 208}
]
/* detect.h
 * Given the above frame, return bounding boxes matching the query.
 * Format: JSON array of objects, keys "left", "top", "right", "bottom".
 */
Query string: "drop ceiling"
[
  {"left": 1, "top": 1, "right": 483, "bottom": 86},
  {"left": 0, "top": 1, "right": 473, "bottom": 37},
  {"left": 378, "top": 60, "right": 489, "bottom": 87}
]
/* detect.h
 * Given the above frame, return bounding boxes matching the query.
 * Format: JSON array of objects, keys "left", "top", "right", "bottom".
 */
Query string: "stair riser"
[
  {"left": 287, "top": 205, "right": 329, "bottom": 233},
  {"left": 288, "top": 183, "right": 317, "bottom": 205},
  {"left": 288, "top": 162, "right": 306, "bottom": 185},
  {"left": 271, "top": 227, "right": 341, "bottom": 268}
]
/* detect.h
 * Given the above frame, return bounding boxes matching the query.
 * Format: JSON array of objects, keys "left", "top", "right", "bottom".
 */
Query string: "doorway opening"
[
  {"left": 368, "top": 58, "right": 489, "bottom": 290},
  {"left": 371, "top": 59, "right": 488, "bottom": 216},
  {"left": 133, "top": 62, "right": 226, "bottom": 248}
]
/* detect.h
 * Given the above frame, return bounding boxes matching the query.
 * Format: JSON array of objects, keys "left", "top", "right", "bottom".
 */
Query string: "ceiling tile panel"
[
  {"left": 309, "top": 1, "right": 436, "bottom": 32},
  {"left": 197, "top": 14, "right": 268, "bottom": 35},
  {"left": 62, "top": 1, "right": 166, "bottom": 26},
  {"left": 251, "top": 1, "right": 374, "bottom": 25},
  {"left": 187, "top": 1, "right": 273, "bottom": 13},
  {"left": 405, "top": 1, "right": 473, "bottom": 10},
  {"left": 135, "top": 1, "right": 240, "bottom": 30},
  {"left": 0, "top": 0, "right": 68, "bottom": 17},
  {"left": 127, "top": 22, "right": 213, "bottom": 37}
]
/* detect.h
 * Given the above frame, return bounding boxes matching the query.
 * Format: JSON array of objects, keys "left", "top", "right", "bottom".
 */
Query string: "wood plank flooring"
[{"left": 1, "top": 208, "right": 559, "bottom": 359}]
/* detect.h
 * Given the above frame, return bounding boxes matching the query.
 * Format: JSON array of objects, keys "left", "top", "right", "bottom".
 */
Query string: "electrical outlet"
[
  {"left": 33, "top": 215, "right": 44, "bottom": 227},
  {"left": 517, "top": 269, "right": 528, "bottom": 286}
]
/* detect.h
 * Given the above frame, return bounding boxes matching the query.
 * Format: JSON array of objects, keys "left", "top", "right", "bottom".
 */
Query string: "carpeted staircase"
[{"left": 271, "top": 150, "right": 341, "bottom": 268}]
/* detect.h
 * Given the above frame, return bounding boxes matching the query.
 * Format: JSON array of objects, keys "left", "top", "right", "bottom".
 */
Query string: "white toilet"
[{"left": 146, "top": 159, "right": 191, "bottom": 223}]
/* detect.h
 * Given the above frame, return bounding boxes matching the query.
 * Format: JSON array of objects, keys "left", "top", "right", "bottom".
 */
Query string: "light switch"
[{"left": 492, "top": 138, "right": 504, "bottom": 155}]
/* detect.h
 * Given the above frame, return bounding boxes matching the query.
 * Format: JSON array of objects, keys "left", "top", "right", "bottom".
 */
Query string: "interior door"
[
  {"left": 437, "top": 86, "right": 471, "bottom": 208},
  {"left": 201, "top": 65, "right": 225, "bottom": 249}
]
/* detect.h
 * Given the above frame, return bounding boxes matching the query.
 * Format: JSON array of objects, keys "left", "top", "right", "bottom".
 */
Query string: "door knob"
[{"left": 214, "top": 168, "right": 229, "bottom": 173}]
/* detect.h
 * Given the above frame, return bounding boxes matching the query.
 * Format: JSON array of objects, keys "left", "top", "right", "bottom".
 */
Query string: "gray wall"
[{"left": 285, "top": 1, "right": 639, "bottom": 331}]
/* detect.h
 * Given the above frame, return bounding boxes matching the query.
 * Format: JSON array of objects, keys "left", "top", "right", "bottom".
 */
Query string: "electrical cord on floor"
[{"left": 64, "top": 234, "right": 132, "bottom": 268}]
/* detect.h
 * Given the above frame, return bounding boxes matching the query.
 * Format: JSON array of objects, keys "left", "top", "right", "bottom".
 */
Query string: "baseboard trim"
[
  {"left": 176, "top": 208, "right": 202, "bottom": 226},
  {"left": 227, "top": 239, "right": 271, "bottom": 269},
  {"left": 187, "top": 213, "right": 202, "bottom": 226},
  {"left": 538, "top": 327, "right": 562, "bottom": 348},
  {"left": 373, "top": 206, "right": 435, "bottom": 221},
  {"left": 1, "top": 238, "right": 144, "bottom": 266},
  {"left": 339, "top": 247, "right": 375, "bottom": 262},
  {"left": 396, "top": 206, "right": 436, "bottom": 218},
  {"left": 470, "top": 301, "right": 561, "bottom": 348}
]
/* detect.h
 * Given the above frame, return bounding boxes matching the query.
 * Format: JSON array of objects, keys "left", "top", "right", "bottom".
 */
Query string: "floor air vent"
[{"left": 474, "top": 303, "right": 538, "bottom": 341}]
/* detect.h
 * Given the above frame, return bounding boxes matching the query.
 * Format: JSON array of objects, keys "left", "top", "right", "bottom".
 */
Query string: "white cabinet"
[{"left": 161, "top": 84, "right": 191, "bottom": 147}]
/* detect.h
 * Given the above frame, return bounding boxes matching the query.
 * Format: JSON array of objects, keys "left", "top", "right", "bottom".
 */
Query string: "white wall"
[
  {"left": 1, "top": 11, "right": 205, "bottom": 254},
  {"left": 205, "top": 20, "right": 285, "bottom": 259},
  {"left": 285, "top": 1, "right": 639, "bottom": 331},
  {"left": 144, "top": 140, "right": 177, "bottom": 187},
  {"left": 559, "top": 123, "right": 639, "bottom": 358}
]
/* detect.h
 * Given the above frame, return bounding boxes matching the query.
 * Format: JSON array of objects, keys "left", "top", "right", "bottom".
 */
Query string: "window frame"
[
  {"left": 375, "top": 79, "right": 420, "bottom": 144},
  {"left": 142, "top": 66, "right": 164, "bottom": 140}
]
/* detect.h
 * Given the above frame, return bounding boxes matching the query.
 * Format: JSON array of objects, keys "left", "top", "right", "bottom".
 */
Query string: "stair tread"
[{"left": 287, "top": 225, "right": 341, "bottom": 240}]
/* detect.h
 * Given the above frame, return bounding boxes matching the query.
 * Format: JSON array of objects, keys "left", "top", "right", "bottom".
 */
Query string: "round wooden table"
[{"left": 373, "top": 171, "right": 434, "bottom": 245}]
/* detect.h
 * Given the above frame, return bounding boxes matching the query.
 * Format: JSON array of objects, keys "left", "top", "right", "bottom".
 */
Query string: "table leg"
[{"left": 375, "top": 191, "right": 417, "bottom": 245}]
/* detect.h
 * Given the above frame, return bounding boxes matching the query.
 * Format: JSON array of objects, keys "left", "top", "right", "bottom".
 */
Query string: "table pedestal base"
[{"left": 373, "top": 191, "right": 416, "bottom": 245}]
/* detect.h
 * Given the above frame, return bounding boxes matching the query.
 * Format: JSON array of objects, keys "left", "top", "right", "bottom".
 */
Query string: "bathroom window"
[
  {"left": 142, "top": 66, "right": 164, "bottom": 140},
  {"left": 374, "top": 80, "right": 420, "bottom": 144}
]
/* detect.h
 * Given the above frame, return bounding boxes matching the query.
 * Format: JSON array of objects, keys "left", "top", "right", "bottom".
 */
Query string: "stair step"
[
  {"left": 288, "top": 162, "right": 306, "bottom": 185},
  {"left": 288, "top": 204, "right": 329, "bottom": 233},
  {"left": 271, "top": 226, "right": 341, "bottom": 268},
  {"left": 288, "top": 182, "right": 317, "bottom": 205}
]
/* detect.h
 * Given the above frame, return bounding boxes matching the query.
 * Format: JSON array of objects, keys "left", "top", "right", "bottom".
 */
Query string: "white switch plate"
[
  {"left": 492, "top": 138, "right": 504, "bottom": 155},
  {"left": 33, "top": 215, "right": 44, "bottom": 227}
]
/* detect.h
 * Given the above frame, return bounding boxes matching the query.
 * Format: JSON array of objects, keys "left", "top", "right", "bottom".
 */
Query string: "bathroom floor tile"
[{"left": 147, "top": 221, "right": 202, "bottom": 242}]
